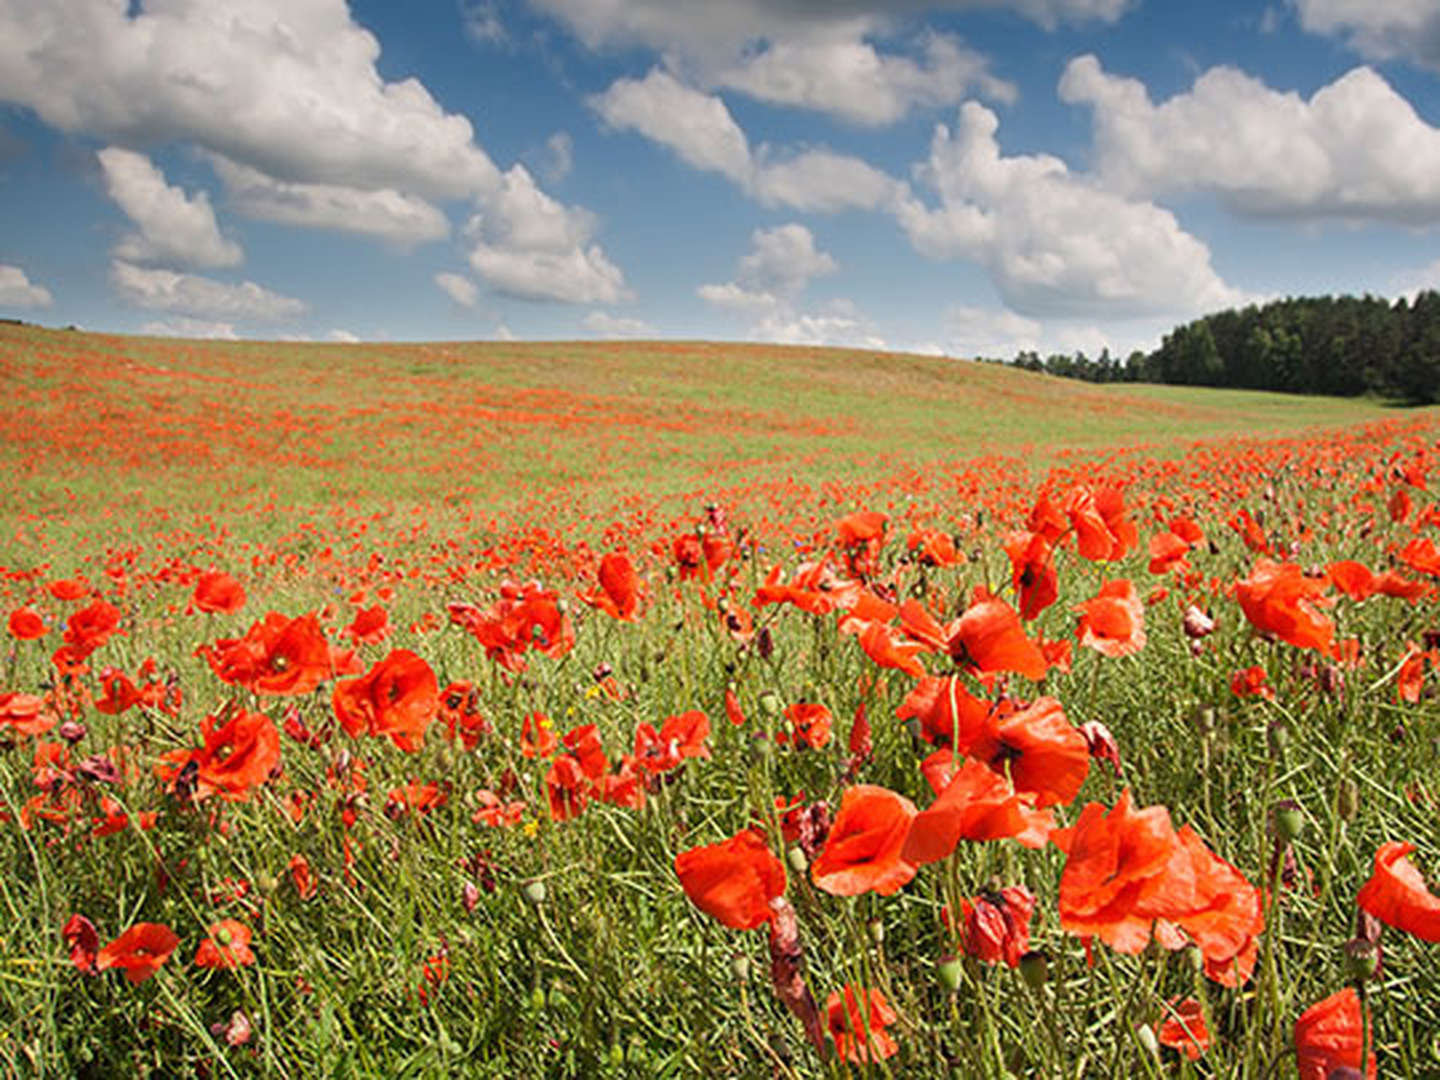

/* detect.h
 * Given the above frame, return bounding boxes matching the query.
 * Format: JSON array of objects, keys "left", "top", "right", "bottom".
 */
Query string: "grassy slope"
[{"left": 0, "top": 324, "right": 1408, "bottom": 530}]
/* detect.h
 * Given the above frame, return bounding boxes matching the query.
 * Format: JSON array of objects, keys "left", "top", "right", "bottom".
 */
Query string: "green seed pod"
[
  {"left": 1273, "top": 800, "right": 1305, "bottom": 844},
  {"left": 1019, "top": 950, "right": 1048, "bottom": 989},
  {"left": 758, "top": 690, "right": 784, "bottom": 717},
  {"left": 1135, "top": 1023, "right": 1160, "bottom": 1058},
  {"left": 1337, "top": 777, "right": 1360, "bottom": 821},
  {"left": 1343, "top": 938, "right": 1379, "bottom": 984},
  {"left": 936, "top": 955, "right": 963, "bottom": 992},
  {"left": 786, "top": 846, "right": 807, "bottom": 873},
  {"left": 522, "top": 879, "right": 547, "bottom": 906},
  {"left": 731, "top": 953, "right": 751, "bottom": 982},
  {"left": 867, "top": 917, "right": 884, "bottom": 946}
]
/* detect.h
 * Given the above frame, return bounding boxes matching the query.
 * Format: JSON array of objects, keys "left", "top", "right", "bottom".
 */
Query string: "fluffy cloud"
[
  {"left": 715, "top": 30, "right": 1014, "bottom": 126},
  {"left": 941, "top": 304, "right": 1169, "bottom": 359},
  {"left": 592, "top": 70, "right": 906, "bottom": 212},
  {"left": 1060, "top": 56, "right": 1440, "bottom": 223},
  {"left": 1291, "top": 0, "right": 1440, "bottom": 71},
  {"left": 581, "top": 310, "right": 657, "bottom": 338},
  {"left": 209, "top": 157, "right": 449, "bottom": 245},
  {"left": 98, "top": 147, "right": 243, "bottom": 268},
  {"left": 0, "top": 264, "right": 53, "bottom": 308},
  {"left": 591, "top": 69, "right": 752, "bottom": 183},
  {"left": 463, "top": 166, "right": 628, "bottom": 303},
  {"left": 0, "top": 0, "right": 499, "bottom": 200},
  {"left": 699, "top": 224, "right": 872, "bottom": 344},
  {"left": 111, "top": 260, "right": 305, "bottom": 320},
  {"left": 139, "top": 315, "right": 239, "bottom": 339},
  {"left": 531, "top": 0, "right": 1131, "bottom": 59},
  {"left": 893, "top": 102, "right": 1241, "bottom": 317},
  {"left": 434, "top": 272, "right": 479, "bottom": 307}
]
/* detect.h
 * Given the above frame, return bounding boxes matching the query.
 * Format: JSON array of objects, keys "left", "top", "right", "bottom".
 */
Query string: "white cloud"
[
  {"left": 893, "top": 102, "right": 1241, "bottom": 317},
  {"left": 751, "top": 148, "right": 908, "bottom": 213},
  {"left": 326, "top": 328, "right": 361, "bottom": 342},
  {"left": 1061, "top": 56, "right": 1440, "bottom": 223},
  {"left": 716, "top": 30, "right": 1014, "bottom": 126},
  {"left": 494, "top": 322, "right": 516, "bottom": 341},
  {"left": 209, "top": 157, "right": 449, "bottom": 245},
  {"left": 695, "top": 282, "right": 781, "bottom": 315},
  {"left": 0, "top": 0, "right": 500, "bottom": 200},
  {"left": 434, "top": 271, "right": 479, "bottom": 307},
  {"left": 531, "top": 0, "right": 1131, "bottom": 62},
  {"left": 591, "top": 68, "right": 752, "bottom": 183},
  {"left": 592, "top": 69, "right": 906, "bottom": 212},
  {"left": 0, "top": 264, "right": 53, "bottom": 307},
  {"left": 735, "top": 224, "right": 838, "bottom": 298},
  {"left": 1291, "top": 0, "right": 1440, "bottom": 71},
  {"left": 941, "top": 304, "right": 1168, "bottom": 359},
  {"left": 1393, "top": 257, "right": 1440, "bottom": 302},
  {"left": 751, "top": 298, "right": 887, "bottom": 349},
  {"left": 463, "top": 165, "right": 628, "bottom": 303},
  {"left": 111, "top": 260, "right": 305, "bottom": 320},
  {"left": 542, "top": 132, "right": 573, "bottom": 182},
  {"left": 139, "top": 315, "right": 239, "bottom": 339},
  {"left": 98, "top": 147, "right": 242, "bottom": 268},
  {"left": 581, "top": 310, "right": 657, "bottom": 338}
]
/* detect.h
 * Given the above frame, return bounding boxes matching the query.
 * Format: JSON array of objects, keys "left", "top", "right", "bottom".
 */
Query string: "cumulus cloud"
[
  {"left": 591, "top": 69, "right": 906, "bottom": 212},
  {"left": 139, "top": 315, "right": 239, "bottom": 339},
  {"left": 591, "top": 69, "right": 753, "bottom": 183},
  {"left": 111, "top": 260, "right": 305, "bottom": 320},
  {"left": 698, "top": 224, "right": 874, "bottom": 344},
  {"left": 434, "top": 271, "right": 479, "bottom": 307},
  {"left": 715, "top": 30, "right": 1014, "bottom": 126},
  {"left": 0, "top": 264, "right": 53, "bottom": 308},
  {"left": 531, "top": 0, "right": 1131, "bottom": 61},
  {"left": 941, "top": 304, "right": 1169, "bottom": 360},
  {"left": 893, "top": 102, "right": 1241, "bottom": 318},
  {"left": 326, "top": 328, "right": 361, "bottom": 342},
  {"left": 463, "top": 165, "right": 628, "bottom": 303},
  {"left": 0, "top": 0, "right": 500, "bottom": 200},
  {"left": 1291, "top": 0, "right": 1440, "bottom": 71},
  {"left": 581, "top": 310, "right": 657, "bottom": 338},
  {"left": 209, "top": 157, "right": 449, "bottom": 245},
  {"left": 97, "top": 147, "right": 242, "bottom": 268},
  {"left": 1060, "top": 55, "right": 1440, "bottom": 223}
]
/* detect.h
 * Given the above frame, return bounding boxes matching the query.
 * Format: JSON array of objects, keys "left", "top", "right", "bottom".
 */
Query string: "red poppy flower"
[
  {"left": 47, "top": 578, "right": 90, "bottom": 602},
  {"left": 811, "top": 785, "right": 917, "bottom": 897},
  {"left": 783, "top": 702, "right": 833, "bottom": 750},
  {"left": 674, "top": 828, "right": 786, "bottom": 930},
  {"left": 545, "top": 754, "right": 588, "bottom": 822},
  {"left": 438, "top": 681, "right": 489, "bottom": 749},
  {"left": 62, "top": 914, "right": 99, "bottom": 974},
  {"left": 1356, "top": 841, "right": 1440, "bottom": 942},
  {"left": 1397, "top": 536, "right": 1440, "bottom": 577},
  {"left": 333, "top": 649, "right": 439, "bottom": 752},
  {"left": 98, "top": 922, "right": 180, "bottom": 984},
  {"left": 1003, "top": 531, "right": 1058, "bottom": 620},
  {"left": 1229, "top": 665, "right": 1274, "bottom": 700},
  {"left": 1294, "top": 988, "right": 1376, "bottom": 1080},
  {"left": 908, "top": 527, "right": 963, "bottom": 568},
  {"left": 289, "top": 853, "right": 317, "bottom": 900},
  {"left": 191, "top": 571, "right": 246, "bottom": 615},
  {"left": 951, "top": 594, "right": 1047, "bottom": 679},
  {"left": 0, "top": 692, "right": 53, "bottom": 737},
  {"left": 156, "top": 705, "right": 280, "bottom": 802},
  {"left": 834, "top": 510, "right": 887, "bottom": 547},
  {"left": 848, "top": 618, "right": 926, "bottom": 678},
  {"left": 194, "top": 919, "right": 256, "bottom": 970},
  {"left": 902, "top": 757, "right": 1053, "bottom": 866},
  {"left": 826, "top": 984, "right": 899, "bottom": 1064},
  {"left": 342, "top": 605, "right": 390, "bottom": 645},
  {"left": 8, "top": 607, "right": 46, "bottom": 640},
  {"left": 969, "top": 696, "right": 1090, "bottom": 809},
  {"left": 1076, "top": 579, "right": 1146, "bottom": 659},
  {"left": 1327, "top": 561, "right": 1377, "bottom": 602},
  {"left": 579, "top": 551, "right": 642, "bottom": 620},
  {"left": 1064, "top": 485, "right": 1136, "bottom": 561},
  {"left": 520, "top": 712, "right": 558, "bottom": 758},
  {"left": 896, "top": 676, "right": 990, "bottom": 748},
  {"left": 951, "top": 885, "right": 1035, "bottom": 967},
  {"left": 198, "top": 612, "right": 335, "bottom": 695},
  {"left": 724, "top": 686, "right": 746, "bottom": 727},
  {"left": 64, "top": 599, "right": 121, "bottom": 657},
  {"left": 1147, "top": 531, "right": 1191, "bottom": 575},
  {"left": 1235, "top": 559, "right": 1334, "bottom": 653},
  {"left": 1158, "top": 997, "right": 1211, "bottom": 1060}
]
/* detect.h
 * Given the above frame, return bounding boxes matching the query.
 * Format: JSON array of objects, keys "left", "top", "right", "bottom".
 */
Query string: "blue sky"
[{"left": 1, "top": 0, "right": 1439, "bottom": 359}]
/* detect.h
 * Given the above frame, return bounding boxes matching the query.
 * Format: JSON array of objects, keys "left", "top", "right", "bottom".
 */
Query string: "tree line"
[{"left": 990, "top": 292, "right": 1440, "bottom": 403}]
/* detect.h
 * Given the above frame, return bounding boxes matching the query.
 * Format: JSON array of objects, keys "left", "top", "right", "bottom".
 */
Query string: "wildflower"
[
  {"left": 1356, "top": 841, "right": 1440, "bottom": 942},
  {"left": 98, "top": 923, "right": 180, "bottom": 984},
  {"left": 194, "top": 920, "right": 256, "bottom": 969},
  {"left": 825, "top": 984, "right": 899, "bottom": 1064},
  {"left": 810, "top": 785, "right": 917, "bottom": 897},
  {"left": 1294, "top": 988, "right": 1375, "bottom": 1079},
  {"left": 674, "top": 828, "right": 786, "bottom": 930}
]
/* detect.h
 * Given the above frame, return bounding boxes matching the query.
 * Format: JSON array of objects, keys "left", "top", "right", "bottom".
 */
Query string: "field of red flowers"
[{"left": 3, "top": 324, "right": 1439, "bottom": 1076}]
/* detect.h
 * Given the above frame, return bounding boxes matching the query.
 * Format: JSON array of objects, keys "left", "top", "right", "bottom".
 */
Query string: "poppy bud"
[
  {"left": 1135, "top": 1022, "right": 1160, "bottom": 1059},
  {"left": 1019, "top": 950, "right": 1048, "bottom": 989},
  {"left": 255, "top": 872, "right": 278, "bottom": 897},
  {"left": 786, "top": 846, "right": 807, "bottom": 873},
  {"left": 747, "top": 733, "right": 772, "bottom": 766},
  {"left": 1267, "top": 719, "right": 1290, "bottom": 757},
  {"left": 867, "top": 917, "right": 884, "bottom": 946},
  {"left": 1343, "top": 938, "right": 1380, "bottom": 984},
  {"left": 1183, "top": 944, "right": 1204, "bottom": 974},
  {"left": 1190, "top": 705, "right": 1216, "bottom": 735},
  {"left": 756, "top": 626, "right": 774, "bottom": 660},
  {"left": 607, "top": 1044, "right": 625, "bottom": 1068},
  {"left": 522, "top": 879, "right": 547, "bottom": 906},
  {"left": 1337, "top": 777, "right": 1360, "bottom": 821},
  {"left": 1182, "top": 605, "right": 1216, "bottom": 640},
  {"left": 936, "top": 954, "right": 963, "bottom": 992},
  {"left": 731, "top": 953, "right": 751, "bottom": 982},
  {"left": 758, "top": 690, "right": 783, "bottom": 717},
  {"left": 1273, "top": 800, "right": 1305, "bottom": 844},
  {"left": 58, "top": 720, "right": 87, "bottom": 744},
  {"left": 529, "top": 985, "right": 546, "bottom": 1011}
]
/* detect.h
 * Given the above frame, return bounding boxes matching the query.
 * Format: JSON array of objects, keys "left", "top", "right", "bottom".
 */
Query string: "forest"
[{"left": 1005, "top": 291, "right": 1440, "bottom": 402}]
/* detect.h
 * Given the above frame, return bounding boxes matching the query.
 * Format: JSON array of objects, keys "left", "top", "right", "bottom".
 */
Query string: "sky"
[{"left": 1, "top": 0, "right": 1439, "bottom": 359}]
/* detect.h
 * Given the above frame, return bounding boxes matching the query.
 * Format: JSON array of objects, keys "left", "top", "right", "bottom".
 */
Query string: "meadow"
[{"left": 1, "top": 322, "right": 1438, "bottom": 1077}]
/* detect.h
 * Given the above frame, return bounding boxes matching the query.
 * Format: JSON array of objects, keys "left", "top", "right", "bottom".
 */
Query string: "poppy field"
[{"left": 4, "top": 322, "right": 1440, "bottom": 1077}]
